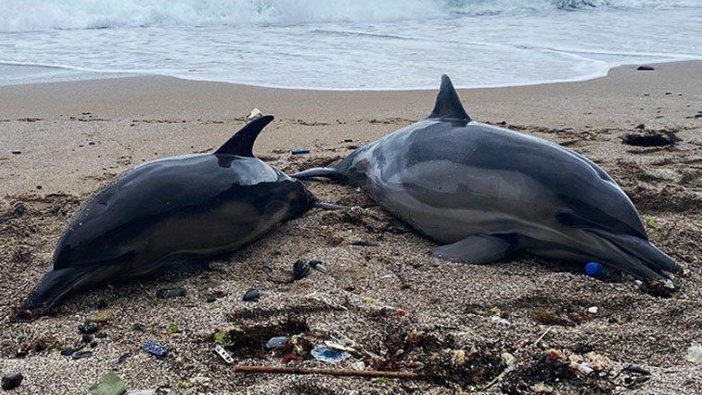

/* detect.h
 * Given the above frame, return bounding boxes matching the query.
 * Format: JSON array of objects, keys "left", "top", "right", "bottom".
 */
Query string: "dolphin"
[
  {"left": 293, "top": 76, "right": 681, "bottom": 282},
  {"left": 22, "top": 115, "right": 317, "bottom": 313}
]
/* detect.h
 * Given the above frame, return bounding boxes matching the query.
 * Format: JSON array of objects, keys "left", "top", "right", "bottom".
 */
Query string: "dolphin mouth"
[{"left": 583, "top": 228, "right": 681, "bottom": 280}]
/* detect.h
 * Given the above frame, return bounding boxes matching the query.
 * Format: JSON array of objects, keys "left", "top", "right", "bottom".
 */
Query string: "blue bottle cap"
[{"left": 585, "top": 262, "right": 603, "bottom": 277}]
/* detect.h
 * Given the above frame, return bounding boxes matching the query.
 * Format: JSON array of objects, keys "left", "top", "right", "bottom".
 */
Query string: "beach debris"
[
  {"left": 79, "top": 322, "right": 99, "bottom": 335},
  {"left": 1, "top": 372, "right": 23, "bottom": 391},
  {"left": 311, "top": 345, "right": 350, "bottom": 363},
  {"left": 584, "top": 261, "right": 620, "bottom": 281},
  {"left": 117, "top": 352, "right": 132, "bottom": 364},
  {"left": 621, "top": 131, "right": 678, "bottom": 147},
  {"left": 292, "top": 259, "right": 327, "bottom": 280},
  {"left": 587, "top": 306, "right": 598, "bottom": 315},
  {"left": 214, "top": 344, "right": 234, "bottom": 364},
  {"left": 73, "top": 350, "right": 93, "bottom": 360},
  {"left": 10, "top": 150, "right": 21, "bottom": 155},
  {"left": 126, "top": 391, "right": 156, "bottom": 395},
  {"left": 635, "top": 123, "right": 645, "bottom": 129},
  {"left": 686, "top": 342, "right": 702, "bottom": 363},
  {"left": 155, "top": 287, "right": 186, "bottom": 299},
  {"left": 637, "top": 65, "right": 655, "bottom": 71},
  {"left": 233, "top": 365, "right": 420, "bottom": 379},
  {"left": 344, "top": 139, "right": 353, "bottom": 143},
  {"left": 291, "top": 147, "right": 310, "bottom": 155},
  {"left": 142, "top": 341, "right": 168, "bottom": 359},
  {"left": 247, "top": 108, "right": 262, "bottom": 121},
  {"left": 265, "top": 336, "right": 290, "bottom": 350},
  {"left": 88, "top": 371, "right": 126, "bottom": 395},
  {"left": 531, "top": 382, "right": 554, "bottom": 393},
  {"left": 242, "top": 288, "right": 260, "bottom": 302}
]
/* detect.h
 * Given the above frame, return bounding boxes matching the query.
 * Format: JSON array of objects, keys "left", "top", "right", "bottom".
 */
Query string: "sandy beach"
[{"left": 1, "top": 61, "right": 701, "bottom": 394}]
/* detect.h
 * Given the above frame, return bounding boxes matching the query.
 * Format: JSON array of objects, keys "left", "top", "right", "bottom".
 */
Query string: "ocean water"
[{"left": 0, "top": 0, "right": 701, "bottom": 89}]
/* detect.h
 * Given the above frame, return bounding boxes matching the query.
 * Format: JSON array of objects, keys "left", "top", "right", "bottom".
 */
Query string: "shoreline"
[{"left": 1, "top": 59, "right": 700, "bottom": 92}]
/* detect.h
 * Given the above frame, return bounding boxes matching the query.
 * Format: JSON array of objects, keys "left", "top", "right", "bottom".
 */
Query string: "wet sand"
[{"left": 1, "top": 62, "right": 701, "bottom": 394}]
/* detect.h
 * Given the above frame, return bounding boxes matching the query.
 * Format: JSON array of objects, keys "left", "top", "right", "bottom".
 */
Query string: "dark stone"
[
  {"left": 95, "top": 333, "right": 108, "bottom": 339},
  {"left": 242, "top": 288, "right": 260, "bottom": 302},
  {"left": 60, "top": 347, "right": 76, "bottom": 356},
  {"left": 206, "top": 296, "right": 216, "bottom": 303},
  {"left": 343, "top": 139, "right": 353, "bottom": 143},
  {"left": 117, "top": 352, "right": 132, "bottom": 364},
  {"left": 10, "top": 150, "right": 21, "bottom": 155},
  {"left": 90, "top": 341, "right": 98, "bottom": 348},
  {"left": 635, "top": 123, "right": 645, "bottom": 130},
  {"left": 78, "top": 322, "right": 98, "bottom": 334},
  {"left": 291, "top": 148, "right": 310, "bottom": 155},
  {"left": 82, "top": 334, "right": 94, "bottom": 343},
  {"left": 637, "top": 65, "right": 655, "bottom": 71},
  {"left": 72, "top": 350, "right": 92, "bottom": 360},
  {"left": 155, "top": 287, "right": 187, "bottom": 299},
  {"left": 1, "top": 372, "right": 23, "bottom": 390}
]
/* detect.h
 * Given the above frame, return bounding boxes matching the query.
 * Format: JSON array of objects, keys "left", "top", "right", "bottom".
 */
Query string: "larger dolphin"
[
  {"left": 22, "top": 115, "right": 317, "bottom": 313},
  {"left": 294, "top": 76, "right": 681, "bottom": 282}
]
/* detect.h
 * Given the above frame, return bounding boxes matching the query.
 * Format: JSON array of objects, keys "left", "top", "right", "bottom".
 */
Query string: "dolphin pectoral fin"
[
  {"left": 432, "top": 234, "right": 516, "bottom": 264},
  {"left": 292, "top": 167, "right": 342, "bottom": 181},
  {"left": 314, "top": 202, "right": 350, "bottom": 210}
]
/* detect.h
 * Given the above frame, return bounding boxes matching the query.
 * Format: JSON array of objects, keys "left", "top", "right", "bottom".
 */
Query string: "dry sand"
[{"left": 0, "top": 62, "right": 701, "bottom": 394}]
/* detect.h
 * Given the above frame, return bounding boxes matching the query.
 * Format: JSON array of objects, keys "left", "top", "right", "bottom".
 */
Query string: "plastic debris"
[
  {"left": 155, "top": 287, "right": 186, "bottom": 299},
  {"left": 247, "top": 108, "right": 262, "bottom": 121},
  {"left": 291, "top": 147, "right": 310, "bottom": 155},
  {"left": 214, "top": 344, "right": 233, "bottom": 364},
  {"left": 585, "top": 262, "right": 604, "bottom": 277},
  {"left": 311, "top": 345, "right": 350, "bottom": 363},
  {"left": 293, "top": 259, "right": 326, "bottom": 280},
  {"left": 242, "top": 288, "right": 260, "bottom": 302},
  {"left": 2, "top": 372, "right": 23, "bottom": 391},
  {"left": 88, "top": 371, "right": 126, "bottom": 395},
  {"left": 687, "top": 342, "right": 702, "bottom": 363},
  {"left": 265, "top": 336, "right": 289, "bottom": 350},
  {"left": 142, "top": 341, "right": 168, "bottom": 359}
]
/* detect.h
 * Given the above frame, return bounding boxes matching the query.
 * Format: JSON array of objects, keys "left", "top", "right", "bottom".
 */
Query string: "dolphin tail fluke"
[
  {"left": 21, "top": 267, "right": 88, "bottom": 313},
  {"left": 292, "top": 167, "right": 342, "bottom": 181}
]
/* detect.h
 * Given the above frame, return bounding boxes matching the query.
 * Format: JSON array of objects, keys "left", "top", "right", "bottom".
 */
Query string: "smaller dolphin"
[
  {"left": 293, "top": 76, "right": 681, "bottom": 282},
  {"left": 22, "top": 115, "right": 317, "bottom": 313}
]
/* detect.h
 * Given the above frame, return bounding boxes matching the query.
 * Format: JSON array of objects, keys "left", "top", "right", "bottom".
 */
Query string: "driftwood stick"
[{"left": 233, "top": 365, "right": 422, "bottom": 380}]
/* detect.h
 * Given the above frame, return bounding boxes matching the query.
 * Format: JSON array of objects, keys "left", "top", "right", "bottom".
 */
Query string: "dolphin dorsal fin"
[
  {"left": 428, "top": 75, "right": 471, "bottom": 122},
  {"left": 215, "top": 115, "right": 274, "bottom": 157}
]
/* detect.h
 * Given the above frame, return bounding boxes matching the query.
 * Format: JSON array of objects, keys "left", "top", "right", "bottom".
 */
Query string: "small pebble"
[
  {"left": 72, "top": 350, "right": 93, "bottom": 360},
  {"left": 82, "top": 334, "right": 94, "bottom": 343},
  {"left": 265, "top": 336, "right": 290, "bottom": 350},
  {"left": 95, "top": 332, "right": 108, "bottom": 339},
  {"left": 61, "top": 347, "right": 76, "bottom": 356},
  {"left": 242, "top": 288, "right": 260, "bottom": 302},
  {"left": 635, "top": 123, "right": 645, "bottom": 130},
  {"left": 155, "top": 287, "right": 187, "bottom": 299},
  {"left": 291, "top": 147, "right": 310, "bottom": 155},
  {"left": 117, "top": 352, "right": 132, "bottom": 364},
  {"left": 587, "top": 306, "right": 599, "bottom": 314},
  {"left": 636, "top": 65, "right": 655, "bottom": 71},
  {"left": 90, "top": 341, "right": 98, "bottom": 348},
  {"left": 10, "top": 150, "right": 21, "bottom": 155},
  {"left": 78, "top": 322, "right": 98, "bottom": 334},
  {"left": 1, "top": 372, "right": 23, "bottom": 391}
]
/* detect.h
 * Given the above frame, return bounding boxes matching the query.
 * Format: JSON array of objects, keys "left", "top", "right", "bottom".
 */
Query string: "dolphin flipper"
[
  {"left": 432, "top": 234, "right": 516, "bottom": 264},
  {"left": 292, "top": 167, "right": 343, "bottom": 181}
]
